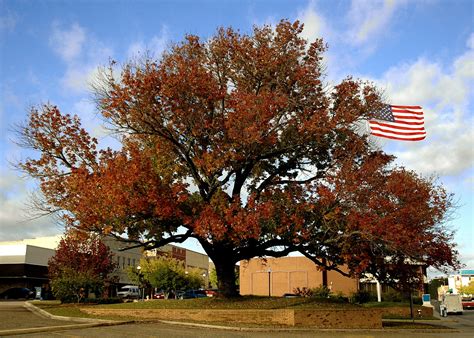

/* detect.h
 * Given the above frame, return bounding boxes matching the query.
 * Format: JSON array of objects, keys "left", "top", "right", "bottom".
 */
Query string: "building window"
[
  {"left": 122, "top": 257, "right": 125, "bottom": 269},
  {"left": 128, "top": 258, "right": 131, "bottom": 266}
]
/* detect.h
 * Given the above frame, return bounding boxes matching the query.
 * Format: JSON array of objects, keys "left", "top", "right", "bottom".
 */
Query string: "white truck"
[
  {"left": 440, "top": 294, "right": 463, "bottom": 316},
  {"left": 117, "top": 285, "right": 140, "bottom": 300}
]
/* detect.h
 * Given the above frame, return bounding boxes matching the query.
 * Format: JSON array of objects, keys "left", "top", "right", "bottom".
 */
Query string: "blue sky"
[{"left": 1, "top": 0, "right": 473, "bottom": 274}]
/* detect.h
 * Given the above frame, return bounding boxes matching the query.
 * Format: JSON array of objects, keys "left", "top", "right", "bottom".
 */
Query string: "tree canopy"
[
  {"left": 128, "top": 256, "right": 204, "bottom": 299},
  {"left": 48, "top": 231, "right": 116, "bottom": 302},
  {"left": 18, "top": 20, "right": 459, "bottom": 297}
]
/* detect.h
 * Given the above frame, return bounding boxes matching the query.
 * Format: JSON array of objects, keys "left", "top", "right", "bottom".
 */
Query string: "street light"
[
  {"left": 136, "top": 265, "right": 144, "bottom": 301},
  {"left": 267, "top": 268, "right": 272, "bottom": 297}
]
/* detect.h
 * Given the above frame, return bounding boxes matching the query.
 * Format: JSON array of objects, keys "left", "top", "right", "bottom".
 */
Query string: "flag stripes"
[{"left": 369, "top": 105, "right": 426, "bottom": 141}]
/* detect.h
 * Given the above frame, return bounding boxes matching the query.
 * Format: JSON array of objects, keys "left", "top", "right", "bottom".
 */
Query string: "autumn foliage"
[
  {"left": 48, "top": 231, "right": 116, "bottom": 302},
  {"left": 18, "top": 20, "right": 458, "bottom": 297}
]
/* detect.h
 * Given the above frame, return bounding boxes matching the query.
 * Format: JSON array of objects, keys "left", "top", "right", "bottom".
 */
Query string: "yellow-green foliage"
[
  {"left": 129, "top": 256, "right": 204, "bottom": 297},
  {"left": 459, "top": 281, "right": 474, "bottom": 295}
]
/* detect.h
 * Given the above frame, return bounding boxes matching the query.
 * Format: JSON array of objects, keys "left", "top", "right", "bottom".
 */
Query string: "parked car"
[
  {"left": 153, "top": 291, "right": 177, "bottom": 299},
  {"left": 204, "top": 289, "right": 220, "bottom": 297},
  {"left": 117, "top": 285, "right": 140, "bottom": 299},
  {"left": 179, "top": 290, "right": 207, "bottom": 299},
  {"left": 462, "top": 297, "right": 474, "bottom": 309},
  {"left": 0, "top": 287, "right": 35, "bottom": 300},
  {"left": 282, "top": 293, "right": 301, "bottom": 298},
  {"left": 153, "top": 291, "right": 165, "bottom": 299}
]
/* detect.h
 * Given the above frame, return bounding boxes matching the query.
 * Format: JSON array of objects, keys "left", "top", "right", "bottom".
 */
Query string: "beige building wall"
[
  {"left": 0, "top": 244, "right": 55, "bottom": 265},
  {"left": 185, "top": 249, "right": 210, "bottom": 287},
  {"left": 102, "top": 237, "right": 143, "bottom": 285},
  {"left": 239, "top": 257, "right": 358, "bottom": 297}
]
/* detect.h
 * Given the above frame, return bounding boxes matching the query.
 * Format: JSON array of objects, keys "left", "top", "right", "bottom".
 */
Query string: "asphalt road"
[
  {"left": 1, "top": 300, "right": 473, "bottom": 338},
  {"left": 10, "top": 321, "right": 474, "bottom": 338}
]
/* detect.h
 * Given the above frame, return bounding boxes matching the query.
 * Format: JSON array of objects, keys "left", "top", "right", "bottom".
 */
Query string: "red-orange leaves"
[
  {"left": 70, "top": 145, "right": 186, "bottom": 235},
  {"left": 17, "top": 20, "right": 459, "bottom": 297}
]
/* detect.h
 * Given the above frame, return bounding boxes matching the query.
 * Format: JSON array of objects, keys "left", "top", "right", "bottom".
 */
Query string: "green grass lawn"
[{"left": 97, "top": 296, "right": 359, "bottom": 310}]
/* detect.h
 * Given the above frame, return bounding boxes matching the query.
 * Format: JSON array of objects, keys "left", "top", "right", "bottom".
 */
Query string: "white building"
[
  {"left": 448, "top": 269, "right": 474, "bottom": 294},
  {"left": 0, "top": 235, "right": 143, "bottom": 293}
]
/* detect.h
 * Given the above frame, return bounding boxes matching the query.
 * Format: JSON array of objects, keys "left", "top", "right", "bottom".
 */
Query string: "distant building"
[
  {"left": 0, "top": 235, "right": 142, "bottom": 292},
  {"left": 0, "top": 243, "right": 55, "bottom": 293},
  {"left": 146, "top": 244, "right": 210, "bottom": 287},
  {"left": 0, "top": 235, "right": 211, "bottom": 293},
  {"left": 448, "top": 269, "right": 474, "bottom": 295},
  {"left": 239, "top": 256, "right": 358, "bottom": 297}
]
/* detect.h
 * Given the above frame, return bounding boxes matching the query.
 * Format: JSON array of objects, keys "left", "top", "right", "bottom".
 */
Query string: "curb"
[
  {"left": 155, "top": 319, "right": 459, "bottom": 333},
  {"left": 23, "top": 301, "right": 128, "bottom": 324},
  {"left": 0, "top": 322, "right": 123, "bottom": 336}
]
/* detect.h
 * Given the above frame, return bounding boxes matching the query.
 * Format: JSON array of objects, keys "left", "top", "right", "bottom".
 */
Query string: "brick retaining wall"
[
  {"left": 379, "top": 305, "right": 433, "bottom": 318},
  {"left": 81, "top": 308, "right": 382, "bottom": 328}
]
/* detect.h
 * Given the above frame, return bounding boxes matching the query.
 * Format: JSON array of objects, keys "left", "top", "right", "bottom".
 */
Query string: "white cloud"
[
  {"left": 49, "top": 23, "right": 86, "bottom": 62},
  {"left": 371, "top": 35, "right": 474, "bottom": 178},
  {"left": 346, "top": 0, "right": 406, "bottom": 46},
  {"left": 127, "top": 26, "right": 170, "bottom": 60},
  {"left": 0, "top": 171, "right": 63, "bottom": 241},
  {"left": 49, "top": 22, "right": 113, "bottom": 94},
  {"left": 297, "top": 0, "right": 329, "bottom": 43}
]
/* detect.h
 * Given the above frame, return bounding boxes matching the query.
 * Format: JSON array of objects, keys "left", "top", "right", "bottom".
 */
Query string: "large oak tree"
[{"left": 18, "top": 20, "right": 458, "bottom": 297}]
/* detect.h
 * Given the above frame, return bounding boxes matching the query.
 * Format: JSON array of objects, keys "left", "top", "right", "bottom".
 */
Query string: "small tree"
[
  {"left": 185, "top": 268, "right": 206, "bottom": 290},
  {"left": 459, "top": 281, "right": 474, "bottom": 296},
  {"left": 48, "top": 231, "right": 116, "bottom": 303},
  {"left": 138, "top": 257, "right": 187, "bottom": 299},
  {"left": 209, "top": 268, "right": 218, "bottom": 289},
  {"left": 134, "top": 257, "right": 205, "bottom": 298},
  {"left": 50, "top": 269, "right": 102, "bottom": 303}
]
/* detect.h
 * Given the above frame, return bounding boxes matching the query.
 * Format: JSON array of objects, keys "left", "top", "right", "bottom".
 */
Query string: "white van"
[
  {"left": 440, "top": 294, "right": 463, "bottom": 316},
  {"left": 117, "top": 285, "right": 140, "bottom": 299}
]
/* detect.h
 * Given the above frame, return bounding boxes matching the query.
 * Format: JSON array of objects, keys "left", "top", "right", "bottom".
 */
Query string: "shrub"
[
  {"left": 383, "top": 289, "right": 404, "bottom": 302},
  {"left": 330, "top": 291, "right": 349, "bottom": 303},
  {"left": 311, "top": 285, "right": 331, "bottom": 298},
  {"left": 293, "top": 287, "right": 313, "bottom": 297},
  {"left": 351, "top": 290, "right": 376, "bottom": 304}
]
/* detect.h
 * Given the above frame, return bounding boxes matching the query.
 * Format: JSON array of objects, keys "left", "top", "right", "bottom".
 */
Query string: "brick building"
[{"left": 239, "top": 256, "right": 358, "bottom": 297}]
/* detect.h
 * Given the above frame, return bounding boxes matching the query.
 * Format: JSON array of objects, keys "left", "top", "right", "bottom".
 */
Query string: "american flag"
[{"left": 369, "top": 105, "right": 426, "bottom": 141}]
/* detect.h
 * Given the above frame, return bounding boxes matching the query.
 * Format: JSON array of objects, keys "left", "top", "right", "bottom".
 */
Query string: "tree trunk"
[{"left": 213, "top": 257, "right": 239, "bottom": 298}]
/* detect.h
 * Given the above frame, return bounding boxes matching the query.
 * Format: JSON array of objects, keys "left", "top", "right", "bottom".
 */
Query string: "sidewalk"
[{"left": 0, "top": 301, "right": 129, "bottom": 336}]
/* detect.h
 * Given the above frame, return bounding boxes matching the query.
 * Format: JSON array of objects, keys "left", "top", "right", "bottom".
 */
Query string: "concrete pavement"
[{"left": 0, "top": 301, "right": 128, "bottom": 336}]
